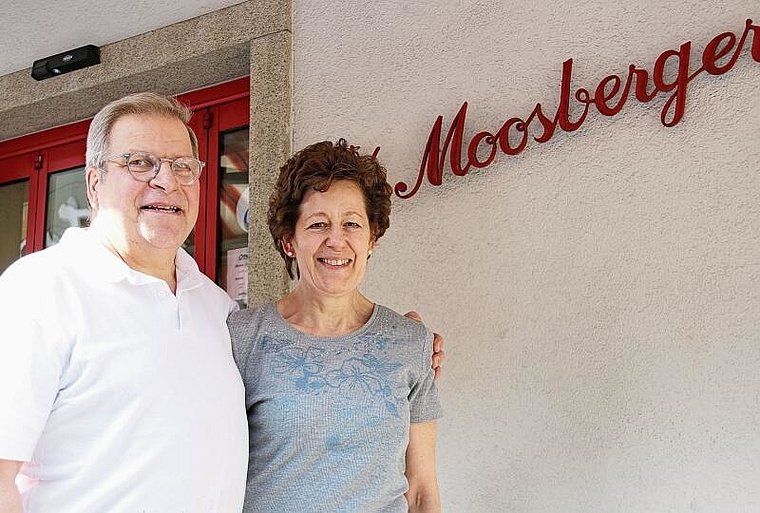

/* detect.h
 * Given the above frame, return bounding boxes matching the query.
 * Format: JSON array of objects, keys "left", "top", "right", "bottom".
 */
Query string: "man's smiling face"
[{"left": 87, "top": 113, "right": 200, "bottom": 259}]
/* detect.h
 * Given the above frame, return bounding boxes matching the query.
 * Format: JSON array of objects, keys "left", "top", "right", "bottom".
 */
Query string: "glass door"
[
  {"left": 34, "top": 139, "right": 89, "bottom": 251},
  {"left": 44, "top": 166, "right": 88, "bottom": 247},
  {"left": 0, "top": 151, "right": 38, "bottom": 274},
  {"left": 0, "top": 178, "right": 30, "bottom": 273},
  {"left": 217, "top": 126, "right": 250, "bottom": 307},
  {"left": 184, "top": 88, "right": 250, "bottom": 306}
]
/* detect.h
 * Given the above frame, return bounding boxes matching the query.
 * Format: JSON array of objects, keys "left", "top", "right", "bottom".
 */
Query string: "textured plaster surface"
[{"left": 293, "top": 1, "right": 760, "bottom": 511}]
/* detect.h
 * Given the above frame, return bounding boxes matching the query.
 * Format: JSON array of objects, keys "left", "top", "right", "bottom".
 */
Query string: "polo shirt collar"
[{"left": 59, "top": 227, "right": 203, "bottom": 292}]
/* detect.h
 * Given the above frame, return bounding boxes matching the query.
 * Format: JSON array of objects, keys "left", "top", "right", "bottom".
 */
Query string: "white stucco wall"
[{"left": 293, "top": 1, "right": 760, "bottom": 511}]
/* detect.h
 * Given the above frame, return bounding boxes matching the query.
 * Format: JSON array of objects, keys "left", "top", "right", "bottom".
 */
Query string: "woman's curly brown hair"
[{"left": 268, "top": 138, "right": 393, "bottom": 279}]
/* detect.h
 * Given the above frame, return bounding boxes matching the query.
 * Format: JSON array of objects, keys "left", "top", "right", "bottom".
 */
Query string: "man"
[
  {"left": 0, "top": 93, "right": 248, "bottom": 512},
  {"left": 0, "top": 93, "right": 443, "bottom": 512}
]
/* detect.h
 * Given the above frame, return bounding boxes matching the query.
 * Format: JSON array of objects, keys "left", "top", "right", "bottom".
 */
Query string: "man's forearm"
[
  {"left": 0, "top": 460, "right": 23, "bottom": 513},
  {"left": 0, "top": 484, "right": 22, "bottom": 513}
]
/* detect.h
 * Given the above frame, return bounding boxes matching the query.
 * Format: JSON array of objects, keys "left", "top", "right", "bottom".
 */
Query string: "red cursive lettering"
[{"left": 396, "top": 19, "right": 759, "bottom": 199}]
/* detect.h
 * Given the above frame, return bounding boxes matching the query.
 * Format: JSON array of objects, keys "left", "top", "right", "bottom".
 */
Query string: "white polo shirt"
[{"left": 0, "top": 227, "right": 248, "bottom": 513}]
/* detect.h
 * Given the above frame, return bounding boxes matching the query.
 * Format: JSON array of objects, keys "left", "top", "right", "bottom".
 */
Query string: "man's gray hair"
[{"left": 85, "top": 92, "right": 199, "bottom": 169}]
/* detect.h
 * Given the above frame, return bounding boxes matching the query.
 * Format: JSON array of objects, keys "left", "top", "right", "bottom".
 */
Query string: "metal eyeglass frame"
[{"left": 101, "top": 151, "right": 205, "bottom": 186}]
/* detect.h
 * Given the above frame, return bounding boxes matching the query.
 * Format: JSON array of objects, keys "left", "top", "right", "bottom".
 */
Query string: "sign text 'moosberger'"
[{"left": 395, "top": 19, "right": 760, "bottom": 199}]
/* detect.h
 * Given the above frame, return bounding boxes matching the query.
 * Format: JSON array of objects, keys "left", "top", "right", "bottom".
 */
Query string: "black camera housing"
[{"left": 31, "top": 45, "right": 100, "bottom": 81}]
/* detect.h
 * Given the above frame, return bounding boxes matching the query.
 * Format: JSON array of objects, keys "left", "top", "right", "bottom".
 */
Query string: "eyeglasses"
[{"left": 102, "top": 151, "right": 204, "bottom": 186}]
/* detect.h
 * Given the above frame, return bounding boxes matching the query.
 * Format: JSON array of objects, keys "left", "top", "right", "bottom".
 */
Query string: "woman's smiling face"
[{"left": 284, "top": 180, "right": 376, "bottom": 299}]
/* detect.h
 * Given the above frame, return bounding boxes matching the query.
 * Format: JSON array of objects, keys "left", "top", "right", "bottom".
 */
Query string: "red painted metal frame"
[
  {"left": 197, "top": 96, "right": 250, "bottom": 280},
  {"left": 177, "top": 77, "right": 250, "bottom": 110},
  {"left": 30, "top": 139, "right": 87, "bottom": 251},
  {"left": 189, "top": 113, "right": 210, "bottom": 272},
  {"left": 0, "top": 119, "right": 91, "bottom": 161},
  {"left": 184, "top": 78, "right": 250, "bottom": 277},
  {"left": 0, "top": 152, "right": 38, "bottom": 256},
  {"left": 0, "top": 153, "right": 34, "bottom": 183},
  {"left": 202, "top": 112, "right": 219, "bottom": 278}
]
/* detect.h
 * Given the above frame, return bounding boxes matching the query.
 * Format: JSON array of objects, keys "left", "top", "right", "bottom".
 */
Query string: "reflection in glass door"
[
  {"left": 0, "top": 180, "right": 29, "bottom": 274},
  {"left": 217, "top": 128, "right": 250, "bottom": 307},
  {"left": 45, "top": 167, "right": 88, "bottom": 247}
]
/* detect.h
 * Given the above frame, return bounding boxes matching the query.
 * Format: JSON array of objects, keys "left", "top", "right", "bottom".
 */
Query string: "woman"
[{"left": 228, "top": 139, "right": 442, "bottom": 512}]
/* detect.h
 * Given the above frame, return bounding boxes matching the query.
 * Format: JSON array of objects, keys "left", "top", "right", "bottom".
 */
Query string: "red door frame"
[
  {"left": 193, "top": 97, "right": 250, "bottom": 280},
  {"left": 181, "top": 79, "right": 250, "bottom": 277}
]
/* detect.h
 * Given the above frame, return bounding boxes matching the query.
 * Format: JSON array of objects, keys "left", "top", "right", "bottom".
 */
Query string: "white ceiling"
[{"left": 0, "top": 0, "right": 247, "bottom": 78}]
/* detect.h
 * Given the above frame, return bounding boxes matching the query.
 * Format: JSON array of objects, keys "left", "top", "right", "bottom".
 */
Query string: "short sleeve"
[
  {"left": 227, "top": 309, "right": 250, "bottom": 371},
  {"left": 0, "top": 262, "right": 70, "bottom": 461},
  {"left": 408, "top": 328, "right": 443, "bottom": 423},
  {"left": 227, "top": 306, "right": 266, "bottom": 397}
]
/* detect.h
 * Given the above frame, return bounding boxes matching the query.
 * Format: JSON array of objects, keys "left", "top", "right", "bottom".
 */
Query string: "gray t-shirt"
[{"left": 228, "top": 301, "right": 442, "bottom": 513}]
